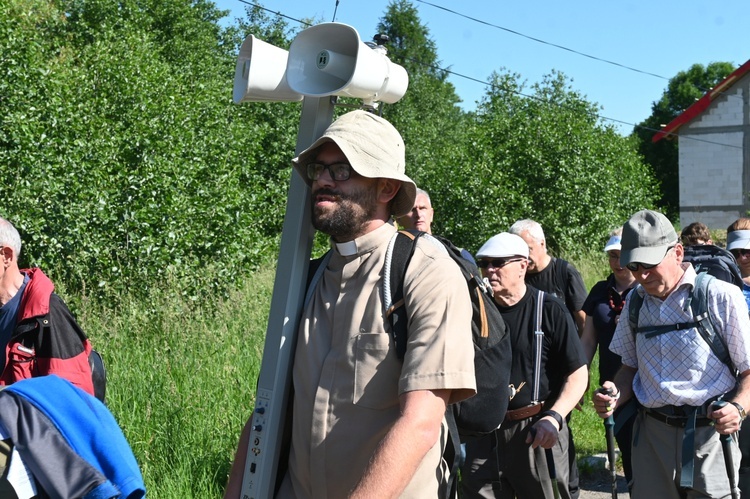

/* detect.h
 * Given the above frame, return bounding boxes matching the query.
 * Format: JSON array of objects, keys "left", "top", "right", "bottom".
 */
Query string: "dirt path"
[
  {"left": 579, "top": 467, "right": 629, "bottom": 499},
  {"left": 577, "top": 453, "right": 629, "bottom": 499}
]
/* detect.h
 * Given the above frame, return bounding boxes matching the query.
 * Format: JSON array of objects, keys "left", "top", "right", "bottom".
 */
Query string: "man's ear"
[
  {"left": 0, "top": 246, "right": 13, "bottom": 267},
  {"left": 377, "top": 179, "right": 400, "bottom": 204}
]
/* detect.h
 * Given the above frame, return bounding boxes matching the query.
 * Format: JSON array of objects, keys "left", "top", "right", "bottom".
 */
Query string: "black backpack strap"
[
  {"left": 628, "top": 286, "right": 644, "bottom": 338},
  {"left": 443, "top": 407, "right": 461, "bottom": 499},
  {"left": 304, "top": 251, "right": 332, "bottom": 311},
  {"left": 384, "top": 230, "right": 424, "bottom": 360}
]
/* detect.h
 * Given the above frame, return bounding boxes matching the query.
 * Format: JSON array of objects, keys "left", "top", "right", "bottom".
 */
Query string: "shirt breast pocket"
[{"left": 353, "top": 333, "right": 400, "bottom": 410}]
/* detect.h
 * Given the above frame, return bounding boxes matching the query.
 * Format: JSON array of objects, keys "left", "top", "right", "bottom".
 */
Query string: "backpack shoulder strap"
[
  {"left": 628, "top": 285, "right": 645, "bottom": 338},
  {"left": 629, "top": 274, "right": 736, "bottom": 374},
  {"left": 690, "top": 273, "right": 735, "bottom": 373},
  {"left": 384, "top": 230, "right": 424, "bottom": 360},
  {"left": 303, "top": 251, "right": 332, "bottom": 311},
  {"left": 531, "top": 290, "right": 545, "bottom": 404}
]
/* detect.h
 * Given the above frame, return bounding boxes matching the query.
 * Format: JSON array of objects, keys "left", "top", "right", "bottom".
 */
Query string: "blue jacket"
[{"left": 0, "top": 375, "right": 145, "bottom": 498}]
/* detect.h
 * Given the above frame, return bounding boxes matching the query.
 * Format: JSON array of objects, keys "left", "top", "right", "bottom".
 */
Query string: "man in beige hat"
[
  {"left": 594, "top": 209, "right": 750, "bottom": 498},
  {"left": 225, "top": 110, "right": 475, "bottom": 499},
  {"left": 462, "top": 232, "right": 587, "bottom": 499}
]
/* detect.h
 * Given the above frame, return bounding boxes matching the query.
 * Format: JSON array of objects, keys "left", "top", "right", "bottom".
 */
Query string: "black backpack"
[
  {"left": 384, "top": 231, "right": 513, "bottom": 435},
  {"left": 683, "top": 244, "right": 743, "bottom": 290},
  {"left": 384, "top": 230, "right": 512, "bottom": 497}
]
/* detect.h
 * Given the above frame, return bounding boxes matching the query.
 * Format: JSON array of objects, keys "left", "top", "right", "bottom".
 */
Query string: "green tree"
[
  {"left": 429, "top": 69, "right": 658, "bottom": 255},
  {"left": 632, "top": 62, "right": 735, "bottom": 218},
  {"left": 0, "top": 0, "right": 301, "bottom": 302},
  {"left": 375, "top": 1, "right": 469, "bottom": 197}
]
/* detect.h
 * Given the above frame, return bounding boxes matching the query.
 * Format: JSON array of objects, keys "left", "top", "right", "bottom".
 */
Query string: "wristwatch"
[{"left": 730, "top": 401, "right": 747, "bottom": 422}]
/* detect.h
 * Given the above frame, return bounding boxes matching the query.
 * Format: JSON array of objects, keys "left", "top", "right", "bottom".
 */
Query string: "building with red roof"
[{"left": 654, "top": 60, "right": 750, "bottom": 228}]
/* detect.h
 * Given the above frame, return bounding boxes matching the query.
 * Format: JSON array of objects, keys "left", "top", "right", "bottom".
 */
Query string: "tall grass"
[
  {"left": 77, "top": 267, "right": 274, "bottom": 497},
  {"left": 71, "top": 251, "right": 615, "bottom": 497}
]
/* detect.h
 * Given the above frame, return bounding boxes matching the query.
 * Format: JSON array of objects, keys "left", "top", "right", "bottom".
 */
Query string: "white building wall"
[
  {"left": 689, "top": 86, "right": 744, "bottom": 129},
  {"left": 678, "top": 131, "right": 744, "bottom": 229}
]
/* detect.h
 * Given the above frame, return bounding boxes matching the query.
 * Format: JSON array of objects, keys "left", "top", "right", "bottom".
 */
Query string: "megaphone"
[
  {"left": 286, "top": 23, "right": 409, "bottom": 105},
  {"left": 233, "top": 35, "right": 303, "bottom": 103}
]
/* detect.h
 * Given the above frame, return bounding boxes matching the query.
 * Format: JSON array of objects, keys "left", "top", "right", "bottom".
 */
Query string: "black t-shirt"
[
  {"left": 525, "top": 257, "right": 587, "bottom": 320},
  {"left": 497, "top": 285, "right": 587, "bottom": 410},
  {"left": 581, "top": 275, "right": 634, "bottom": 386}
]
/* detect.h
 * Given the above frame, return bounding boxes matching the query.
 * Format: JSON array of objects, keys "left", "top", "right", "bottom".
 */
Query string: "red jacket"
[{"left": 1, "top": 268, "right": 94, "bottom": 395}]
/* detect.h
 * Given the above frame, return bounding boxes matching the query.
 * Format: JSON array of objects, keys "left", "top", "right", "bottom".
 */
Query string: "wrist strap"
[{"left": 541, "top": 409, "right": 564, "bottom": 431}]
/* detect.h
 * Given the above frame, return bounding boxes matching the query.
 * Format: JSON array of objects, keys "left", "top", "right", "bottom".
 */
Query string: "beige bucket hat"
[{"left": 292, "top": 110, "right": 417, "bottom": 217}]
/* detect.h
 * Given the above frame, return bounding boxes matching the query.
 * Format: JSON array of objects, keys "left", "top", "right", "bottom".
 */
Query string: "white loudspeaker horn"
[
  {"left": 286, "top": 23, "right": 409, "bottom": 104},
  {"left": 233, "top": 34, "right": 303, "bottom": 103}
]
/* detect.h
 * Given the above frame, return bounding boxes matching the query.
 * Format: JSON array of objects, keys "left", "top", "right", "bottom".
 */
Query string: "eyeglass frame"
[
  {"left": 731, "top": 248, "right": 750, "bottom": 258},
  {"left": 306, "top": 162, "right": 353, "bottom": 182},
  {"left": 625, "top": 246, "right": 675, "bottom": 272},
  {"left": 477, "top": 257, "right": 526, "bottom": 270}
]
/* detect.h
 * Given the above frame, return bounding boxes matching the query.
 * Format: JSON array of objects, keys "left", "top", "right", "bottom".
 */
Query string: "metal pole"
[{"left": 239, "top": 96, "right": 335, "bottom": 499}]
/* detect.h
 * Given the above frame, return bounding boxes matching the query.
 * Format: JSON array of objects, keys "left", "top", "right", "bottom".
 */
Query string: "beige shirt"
[{"left": 282, "top": 223, "right": 475, "bottom": 498}]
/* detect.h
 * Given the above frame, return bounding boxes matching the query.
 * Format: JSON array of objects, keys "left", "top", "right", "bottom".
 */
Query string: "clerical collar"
[{"left": 335, "top": 240, "right": 358, "bottom": 257}]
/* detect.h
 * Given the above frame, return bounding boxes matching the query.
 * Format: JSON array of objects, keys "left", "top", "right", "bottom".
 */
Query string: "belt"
[
  {"left": 643, "top": 408, "right": 713, "bottom": 428},
  {"left": 504, "top": 402, "right": 543, "bottom": 422}
]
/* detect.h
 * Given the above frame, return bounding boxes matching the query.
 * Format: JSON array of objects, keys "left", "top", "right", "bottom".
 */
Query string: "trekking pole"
[
  {"left": 598, "top": 387, "right": 618, "bottom": 499},
  {"left": 544, "top": 447, "right": 562, "bottom": 499},
  {"left": 530, "top": 426, "right": 561, "bottom": 499},
  {"left": 711, "top": 400, "right": 740, "bottom": 499}
]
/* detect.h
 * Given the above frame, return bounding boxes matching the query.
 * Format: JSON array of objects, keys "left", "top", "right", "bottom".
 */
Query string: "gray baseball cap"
[
  {"left": 620, "top": 209, "right": 678, "bottom": 266},
  {"left": 291, "top": 110, "right": 416, "bottom": 217}
]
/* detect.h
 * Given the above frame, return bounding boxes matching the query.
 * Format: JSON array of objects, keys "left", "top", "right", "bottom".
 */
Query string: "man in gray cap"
[
  {"left": 594, "top": 209, "right": 750, "bottom": 498},
  {"left": 461, "top": 232, "right": 587, "bottom": 499},
  {"left": 225, "top": 110, "right": 476, "bottom": 499}
]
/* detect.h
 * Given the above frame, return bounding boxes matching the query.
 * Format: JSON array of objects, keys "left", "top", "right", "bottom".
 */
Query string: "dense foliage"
[
  {"left": 1, "top": 0, "right": 659, "bottom": 302},
  {"left": 1, "top": 0, "right": 300, "bottom": 302}
]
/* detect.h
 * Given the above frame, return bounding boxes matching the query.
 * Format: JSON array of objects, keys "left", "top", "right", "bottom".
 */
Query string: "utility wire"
[
  {"left": 415, "top": 0, "right": 670, "bottom": 81},
  {"left": 415, "top": 0, "right": 741, "bottom": 102},
  {"left": 231, "top": 1, "right": 742, "bottom": 150}
]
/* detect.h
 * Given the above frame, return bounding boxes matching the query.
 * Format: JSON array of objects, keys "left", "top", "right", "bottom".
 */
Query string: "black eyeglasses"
[
  {"left": 732, "top": 248, "right": 750, "bottom": 257},
  {"left": 306, "top": 163, "right": 352, "bottom": 182},
  {"left": 477, "top": 258, "right": 524, "bottom": 269},
  {"left": 625, "top": 246, "right": 674, "bottom": 272}
]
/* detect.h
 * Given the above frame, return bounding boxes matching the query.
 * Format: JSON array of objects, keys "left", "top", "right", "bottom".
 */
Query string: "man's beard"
[{"left": 312, "top": 184, "right": 379, "bottom": 241}]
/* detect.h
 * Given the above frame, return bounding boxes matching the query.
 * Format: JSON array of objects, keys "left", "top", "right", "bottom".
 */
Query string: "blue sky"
[{"left": 215, "top": 0, "right": 749, "bottom": 135}]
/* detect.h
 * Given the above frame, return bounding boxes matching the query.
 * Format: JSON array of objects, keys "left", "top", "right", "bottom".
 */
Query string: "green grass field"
[{"left": 80, "top": 254, "right": 614, "bottom": 497}]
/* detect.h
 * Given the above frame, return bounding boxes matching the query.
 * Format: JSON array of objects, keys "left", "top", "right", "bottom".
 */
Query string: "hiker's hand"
[
  {"left": 526, "top": 418, "right": 559, "bottom": 449},
  {"left": 593, "top": 382, "right": 619, "bottom": 419},
  {"left": 709, "top": 401, "right": 744, "bottom": 435}
]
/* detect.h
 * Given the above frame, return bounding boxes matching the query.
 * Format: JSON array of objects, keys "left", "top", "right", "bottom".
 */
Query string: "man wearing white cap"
[
  {"left": 594, "top": 209, "right": 750, "bottom": 498},
  {"left": 225, "top": 110, "right": 476, "bottom": 499},
  {"left": 461, "top": 232, "right": 587, "bottom": 499}
]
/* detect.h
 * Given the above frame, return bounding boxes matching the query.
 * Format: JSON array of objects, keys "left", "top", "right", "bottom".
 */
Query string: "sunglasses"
[
  {"left": 307, "top": 163, "right": 352, "bottom": 182},
  {"left": 477, "top": 258, "right": 524, "bottom": 269},
  {"left": 625, "top": 246, "right": 675, "bottom": 272},
  {"left": 732, "top": 248, "right": 750, "bottom": 257}
]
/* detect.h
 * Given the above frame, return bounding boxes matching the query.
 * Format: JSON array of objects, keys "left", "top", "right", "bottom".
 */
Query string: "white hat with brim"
[
  {"left": 476, "top": 233, "right": 529, "bottom": 259},
  {"left": 291, "top": 110, "right": 416, "bottom": 217},
  {"left": 620, "top": 209, "right": 678, "bottom": 266},
  {"left": 727, "top": 230, "right": 750, "bottom": 251},
  {"left": 603, "top": 235, "right": 621, "bottom": 252}
]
